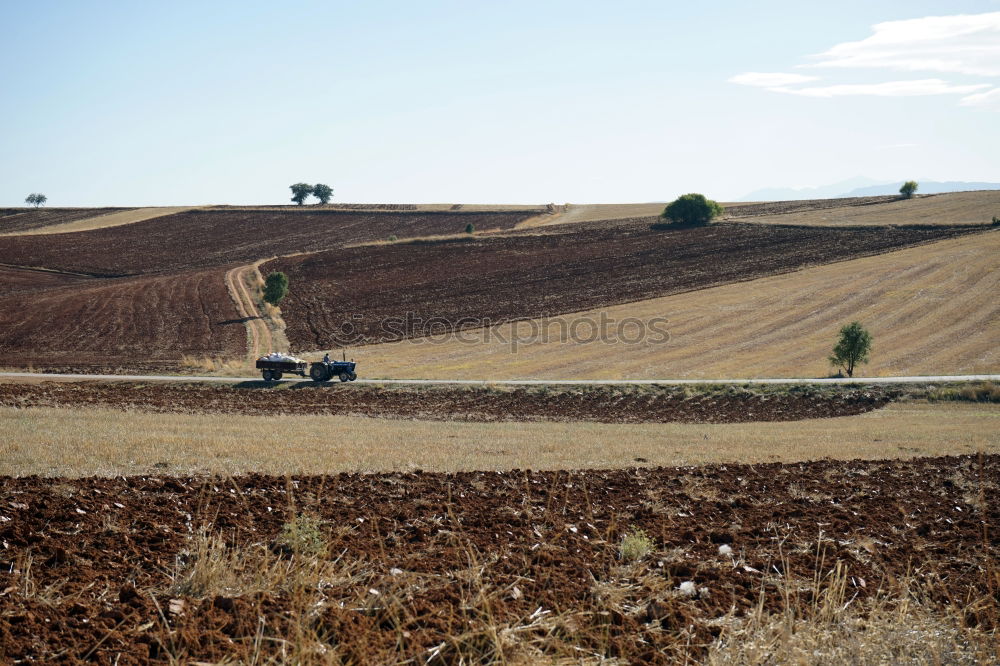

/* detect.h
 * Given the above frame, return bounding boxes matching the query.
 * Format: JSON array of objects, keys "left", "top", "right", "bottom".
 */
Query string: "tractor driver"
[{"left": 323, "top": 352, "right": 331, "bottom": 363}]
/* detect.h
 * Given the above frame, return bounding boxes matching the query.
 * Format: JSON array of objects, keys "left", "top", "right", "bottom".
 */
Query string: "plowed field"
[
  {"left": 264, "top": 223, "right": 986, "bottom": 348},
  {"left": 1, "top": 456, "right": 996, "bottom": 663},
  {"left": 0, "top": 382, "right": 893, "bottom": 423},
  {"left": 0, "top": 265, "right": 92, "bottom": 293},
  {"left": 0, "top": 268, "right": 244, "bottom": 371},
  {"left": 0, "top": 207, "right": 135, "bottom": 234},
  {"left": 0, "top": 209, "right": 538, "bottom": 276}
]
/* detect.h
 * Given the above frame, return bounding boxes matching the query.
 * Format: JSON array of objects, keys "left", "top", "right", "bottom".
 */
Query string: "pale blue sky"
[{"left": 2, "top": 1, "right": 998, "bottom": 205}]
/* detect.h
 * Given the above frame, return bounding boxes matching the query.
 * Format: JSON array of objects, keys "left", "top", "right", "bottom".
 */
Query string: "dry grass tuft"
[
  {"left": 179, "top": 354, "right": 250, "bottom": 375},
  {"left": 708, "top": 564, "right": 998, "bottom": 665},
  {"left": 619, "top": 527, "right": 654, "bottom": 562},
  {"left": 927, "top": 381, "right": 1000, "bottom": 403}
]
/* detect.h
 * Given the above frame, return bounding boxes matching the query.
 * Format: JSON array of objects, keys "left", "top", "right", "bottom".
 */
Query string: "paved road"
[{"left": 2, "top": 372, "right": 998, "bottom": 386}]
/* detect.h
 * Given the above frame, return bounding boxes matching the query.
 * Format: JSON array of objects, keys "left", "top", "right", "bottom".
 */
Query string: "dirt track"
[
  {"left": 1, "top": 455, "right": 995, "bottom": 663},
  {"left": 0, "top": 382, "right": 895, "bottom": 423},
  {"left": 266, "top": 223, "right": 987, "bottom": 348}
]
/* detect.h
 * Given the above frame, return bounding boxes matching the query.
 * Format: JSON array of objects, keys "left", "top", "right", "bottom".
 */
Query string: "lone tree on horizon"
[
  {"left": 24, "top": 193, "right": 47, "bottom": 207},
  {"left": 899, "top": 180, "right": 918, "bottom": 199},
  {"left": 312, "top": 183, "right": 333, "bottom": 204},
  {"left": 263, "top": 271, "right": 289, "bottom": 306},
  {"left": 289, "top": 183, "right": 313, "bottom": 205},
  {"left": 660, "top": 193, "right": 723, "bottom": 226},
  {"left": 829, "top": 321, "right": 872, "bottom": 378}
]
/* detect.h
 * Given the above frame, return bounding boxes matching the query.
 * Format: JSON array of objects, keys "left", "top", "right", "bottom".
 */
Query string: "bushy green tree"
[
  {"left": 661, "top": 193, "right": 723, "bottom": 226},
  {"left": 899, "top": 180, "right": 918, "bottom": 199},
  {"left": 829, "top": 321, "right": 872, "bottom": 378},
  {"left": 263, "top": 271, "right": 289, "bottom": 306},
  {"left": 24, "top": 193, "right": 47, "bottom": 207},
  {"left": 312, "top": 183, "right": 333, "bottom": 204},
  {"left": 465, "top": 223, "right": 475, "bottom": 234},
  {"left": 289, "top": 183, "right": 313, "bottom": 205}
]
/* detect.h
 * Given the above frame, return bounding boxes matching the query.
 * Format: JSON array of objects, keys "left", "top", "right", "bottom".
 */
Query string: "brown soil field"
[
  {"left": 0, "top": 207, "right": 135, "bottom": 234},
  {"left": 5, "top": 206, "right": 199, "bottom": 236},
  {"left": 724, "top": 194, "right": 898, "bottom": 218},
  {"left": 1, "top": 456, "right": 996, "bottom": 663},
  {"left": 0, "top": 381, "right": 894, "bottom": 424},
  {"left": 0, "top": 265, "right": 93, "bottom": 293},
  {"left": 0, "top": 268, "right": 244, "bottom": 371},
  {"left": 356, "top": 229, "right": 1000, "bottom": 380},
  {"left": 265, "top": 223, "right": 986, "bottom": 349},
  {"left": 0, "top": 209, "right": 538, "bottom": 276}
]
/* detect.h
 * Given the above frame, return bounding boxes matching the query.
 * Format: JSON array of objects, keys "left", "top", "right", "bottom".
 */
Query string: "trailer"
[{"left": 255, "top": 354, "right": 358, "bottom": 383}]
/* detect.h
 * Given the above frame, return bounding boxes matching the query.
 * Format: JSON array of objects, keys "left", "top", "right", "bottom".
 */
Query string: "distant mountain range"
[{"left": 739, "top": 178, "right": 1000, "bottom": 201}]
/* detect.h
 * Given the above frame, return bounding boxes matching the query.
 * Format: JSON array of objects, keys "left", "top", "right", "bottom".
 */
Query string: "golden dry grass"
[
  {"left": 525, "top": 202, "right": 667, "bottom": 227},
  {"left": 2, "top": 206, "right": 199, "bottom": 236},
  {"left": 1, "top": 402, "right": 995, "bottom": 477},
  {"left": 743, "top": 190, "right": 1000, "bottom": 227},
  {"left": 355, "top": 230, "right": 1000, "bottom": 380}
]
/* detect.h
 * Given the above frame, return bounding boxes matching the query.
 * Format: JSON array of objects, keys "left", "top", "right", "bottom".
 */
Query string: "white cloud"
[
  {"left": 768, "top": 78, "right": 990, "bottom": 98},
  {"left": 728, "top": 72, "right": 819, "bottom": 87},
  {"left": 809, "top": 12, "right": 1000, "bottom": 76},
  {"left": 729, "top": 12, "right": 1000, "bottom": 110},
  {"left": 960, "top": 87, "right": 1000, "bottom": 109}
]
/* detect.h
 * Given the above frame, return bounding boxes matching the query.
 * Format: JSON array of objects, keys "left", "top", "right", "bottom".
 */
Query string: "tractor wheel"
[
  {"left": 262, "top": 369, "right": 273, "bottom": 381},
  {"left": 310, "top": 364, "right": 329, "bottom": 382},
  {"left": 348, "top": 372, "right": 357, "bottom": 381},
  {"left": 339, "top": 372, "right": 350, "bottom": 382},
  {"left": 273, "top": 371, "right": 283, "bottom": 380}
]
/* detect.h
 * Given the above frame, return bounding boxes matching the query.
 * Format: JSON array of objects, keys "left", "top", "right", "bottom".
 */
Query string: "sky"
[{"left": 2, "top": 1, "right": 999, "bottom": 205}]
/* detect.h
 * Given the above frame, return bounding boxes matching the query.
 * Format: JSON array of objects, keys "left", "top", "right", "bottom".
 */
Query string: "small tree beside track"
[
  {"left": 829, "top": 321, "right": 872, "bottom": 378},
  {"left": 263, "top": 271, "right": 289, "bottom": 306}
]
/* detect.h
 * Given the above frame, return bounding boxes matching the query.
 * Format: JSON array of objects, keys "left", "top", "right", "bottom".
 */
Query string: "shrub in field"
[
  {"left": 992, "top": 215, "right": 999, "bottom": 226},
  {"left": 899, "top": 180, "right": 918, "bottom": 199},
  {"left": 277, "top": 513, "right": 327, "bottom": 556},
  {"left": 660, "top": 193, "right": 723, "bottom": 226},
  {"left": 289, "top": 182, "right": 313, "bottom": 205},
  {"left": 312, "top": 183, "right": 333, "bottom": 204},
  {"left": 388, "top": 234, "right": 398, "bottom": 241},
  {"left": 263, "top": 271, "right": 289, "bottom": 306},
  {"left": 829, "top": 321, "right": 872, "bottom": 378},
  {"left": 619, "top": 526, "right": 653, "bottom": 561},
  {"left": 465, "top": 223, "right": 475, "bottom": 234}
]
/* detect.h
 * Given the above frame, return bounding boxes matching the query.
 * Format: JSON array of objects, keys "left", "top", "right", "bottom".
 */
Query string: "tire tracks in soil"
[{"left": 224, "top": 264, "right": 273, "bottom": 360}]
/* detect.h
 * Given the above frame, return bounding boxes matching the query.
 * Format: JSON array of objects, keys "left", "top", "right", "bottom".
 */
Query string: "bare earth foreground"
[{"left": 1, "top": 456, "right": 996, "bottom": 663}]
